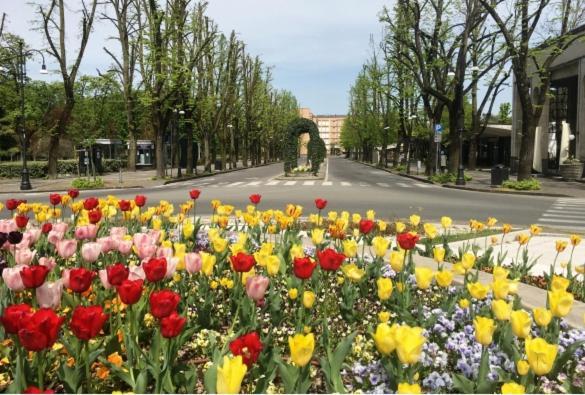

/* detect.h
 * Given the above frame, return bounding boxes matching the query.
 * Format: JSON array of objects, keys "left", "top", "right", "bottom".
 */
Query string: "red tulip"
[
  {"left": 0, "top": 303, "right": 32, "bottom": 334},
  {"left": 88, "top": 209, "right": 102, "bottom": 224},
  {"left": 41, "top": 222, "right": 53, "bottom": 234},
  {"left": 317, "top": 248, "right": 345, "bottom": 271},
  {"left": 106, "top": 263, "right": 129, "bottom": 286},
  {"left": 15, "top": 215, "right": 29, "bottom": 229},
  {"left": 68, "top": 268, "right": 95, "bottom": 293},
  {"left": 315, "top": 198, "right": 328, "bottom": 210},
  {"left": 149, "top": 289, "right": 180, "bottom": 319},
  {"left": 6, "top": 198, "right": 20, "bottom": 211},
  {"left": 69, "top": 305, "right": 108, "bottom": 341},
  {"left": 189, "top": 189, "right": 201, "bottom": 200},
  {"left": 229, "top": 332, "right": 263, "bottom": 367},
  {"left": 23, "top": 386, "right": 55, "bottom": 394},
  {"left": 67, "top": 188, "right": 80, "bottom": 199},
  {"left": 49, "top": 193, "right": 61, "bottom": 206},
  {"left": 20, "top": 265, "right": 49, "bottom": 289},
  {"left": 359, "top": 219, "right": 375, "bottom": 235},
  {"left": 293, "top": 257, "right": 317, "bottom": 280},
  {"left": 134, "top": 195, "right": 147, "bottom": 208},
  {"left": 249, "top": 194, "right": 261, "bottom": 205},
  {"left": 143, "top": 257, "right": 167, "bottom": 283},
  {"left": 117, "top": 279, "right": 144, "bottom": 305},
  {"left": 160, "top": 311, "right": 186, "bottom": 338},
  {"left": 118, "top": 200, "right": 131, "bottom": 212},
  {"left": 17, "top": 308, "right": 64, "bottom": 351},
  {"left": 396, "top": 232, "right": 420, "bottom": 250},
  {"left": 83, "top": 197, "right": 99, "bottom": 211},
  {"left": 230, "top": 252, "right": 256, "bottom": 273}
]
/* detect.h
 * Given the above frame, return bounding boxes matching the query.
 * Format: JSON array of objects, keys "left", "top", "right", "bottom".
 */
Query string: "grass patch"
[
  {"left": 502, "top": 178, "right": 541, "bottom": 191},
  {"left": 71, "top": 177, "right": 104, "bottom": 189},
  {"left": 428, "top": 172, "right": 473, "bottom": 184}
]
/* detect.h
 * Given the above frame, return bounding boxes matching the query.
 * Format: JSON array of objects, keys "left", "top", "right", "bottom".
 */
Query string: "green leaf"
[
  {"left": 452, "top": 373, "right": 475, "bottom": 394},
  {"left": 276, "top": 360, "right": 298, "bottom": 393},
  {"left": 135, "top": 370, "right": 148, "bottom": 394},
  {"left": 550, "top": 339, "right": 585, "bottom": 377}
]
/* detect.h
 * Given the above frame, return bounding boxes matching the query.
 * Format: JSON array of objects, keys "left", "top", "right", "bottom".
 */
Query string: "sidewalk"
[{"left": 0, "top": 161, "right": 270, "bottom": 193}]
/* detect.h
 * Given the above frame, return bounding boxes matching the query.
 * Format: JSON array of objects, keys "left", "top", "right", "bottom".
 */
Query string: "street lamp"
[
  {"left": 0, "top": 40, "right": 48, "bottom": 190},
  {"left": 455, "top": 127, "right": 466, "bottom": 185},
  {"left": 177, "top": 109, "right": 185, "bottom": 178}
]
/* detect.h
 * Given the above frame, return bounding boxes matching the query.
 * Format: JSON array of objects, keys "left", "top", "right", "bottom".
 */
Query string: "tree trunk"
[
  {"left": 47, "top": 133, "right": 61, "bottom": 178},
  {"left": 47, "top": 99, "right": 73, "bottom": 179},
  {"left": 203, "top": 132, "right": 211, "bottom": 173},
  {"left": 468, "top": 135, "right": 479, "bottom": 170},
  {"left": 517, "top": 111, "right": 535, "bottom": 180},
  {"left": 155, "top": 128, "right": 165, "bottom": 178},
  {"left": 186, "top": 125, "right": 193, "bottom": 175}
]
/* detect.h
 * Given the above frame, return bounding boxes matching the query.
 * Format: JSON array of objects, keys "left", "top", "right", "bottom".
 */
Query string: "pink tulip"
[
  {"left": 136, "top": 244, "right": 157, "bottom": 260},
  {"left": 0, "top": 219, "right": 18, "bottom": 234},
  {"left": 35, "top": 280, "right": 63, "bottom": 309},
  {"left": 47, "top": 230, "right": 65, "bottom": 245},
  {"left": 74, "top": 227, "right": 89, "bottom": 240},
  {"left": 185, "top": 252, "right": 202, "bottom": 274},
  {"left": 148, "top": 229, "right": 162, "bottom": 244},
  {"left": 61, "top": 269, "right": 70, "bottom": 288},
  {"left": 245, "top": 275, "right": 270, "bottom": 301},
  {"left": 156, "top": 246, "right": 173, "bottom": 259},
  {"left": 39, "top": 257, "right": 57, "bottom": 271},
  {"left": 14, "top": 248, "right": 36, "bottom": 266},
  {"left": 128, "top": 265, "right": 146, "bottom": 281},
  {"left": 98, "top": 269, "right": 112, "bottom": 289},
  {"left": 117, "top": 240, "right": 133, "bottom": 255},
  {"left": 14, "top": 235, "right": 31, "bottom": 250},
  {"left": 81, "top": 242, "right": 101, "bottom": 263},
  {"left": 25, "top": 228, "right": 42, "bottom": 244},
  {"left": 97, "top": 237, "right": 118, "bottom": 254},
  {"left": 110, "top": 227, "right": 127, "bottom": 240},
  {"left": 52, "top": 222, "right": 69, "bottom": 234},
  {"left": 56, "top": 239, "right": 77, "bottom": 259},
  {"left": 133, "top": 233, "right": 155, "bottom": 248},
  {"left": 165, "top": 257, "right": 178, "bottom": 279},
  {"left": 2, "top": 265, "right": 26, "bottom": 291}
]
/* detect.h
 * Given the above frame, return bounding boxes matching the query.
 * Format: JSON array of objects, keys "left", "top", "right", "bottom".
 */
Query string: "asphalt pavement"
[{"left": 10, "top": 157, "right": 585, "bottom": 231}]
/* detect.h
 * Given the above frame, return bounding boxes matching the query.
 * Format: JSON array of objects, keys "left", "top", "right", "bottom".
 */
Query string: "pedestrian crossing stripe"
[
  {"left": 537, "top": 198, "right": 585, "bottom": 230},
  {"left": 176, "top": 180, "right": 439, "bottom": 189}
]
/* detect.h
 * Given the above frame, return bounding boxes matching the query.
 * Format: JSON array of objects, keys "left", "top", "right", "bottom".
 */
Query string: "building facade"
[
  {"left": 299, "top": 108, "right": 345, "bottom": 155},
  {"left": 511, "top": 26, "right": 585, "bottom": 175}
]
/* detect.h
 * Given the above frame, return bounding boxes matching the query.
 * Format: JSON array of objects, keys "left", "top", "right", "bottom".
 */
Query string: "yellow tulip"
[
  {"left": 570, "top": 234, "right": 582, "bottom": 246},
  {"left": 212, "top": 237, "right": 228, "bottom": 253},
  {"left": 341, "top": 264, "right": 365, "bottom": 282},
  {"left": 376, "top": 277, "right": 393, "bottom": 300},
  {"left": 288, "top": 288, "right": 298, "bottom": 300},
  {"left": 491, "top": 279, "right": 510, "bottom": 300},
  {"left": 487, "top": 217, "right": 498, "bottom": 227},
  {"left": 414, "top": 267, "right": 434, "bottom": 290},
  {"left": 461, "top": 252, "right": 476, "bottom": 271},
  {"left": 440, "top": 216, "right": 452, "bottom": 229},
  {"left": 395, "top": 221, "right": 406, "bottom": 233},
  {"left": 229, "top": 243, "right": 246, "bottom": 256},
  {"left": 352, "top": 213, "right": 361, "bottom": 224},
  {"left": 493, "top": 266, "right": 510, "bottom": 281},
  {"left": 378, "top": 220, "right": 387, "bottom": 232},
  {"left": 452, "top": 263, "right": 466, "bottom": 275},
  {"left": 290, "top": 244, "right": 305, "bottom": 259},
  {"left": 510, "top": 310, "right": 532, "bottom": 338},
  {"left": 525, "top": 337, "right": 558, "bottom": 376},
  {"left": 182, "top": 222, "right": 195, "bottom": 239},
  {"left": 288, "top": 333, "right": 315, "bottom": 367},
  {"left": 516, "top": 233, "right": 530, "bottom": 245},
  {"left": 200, "top": 252, "right": 216, "bottom": 276},
  {"left": 502, "top": 223, "right": 512, "bottom": 234},
  {"left": 389, "top": 250, "right": 405, "bottom": 273},
  {"left": 516, "top": 360, "right": 529, "bottom": 376},
  {"left": 492, "top": 300, "right": 512, "bottom": 321},
  {"left": 533, "top": 307, "right": 552, "bottom": 327},
  {"left": 266, "top": 255, "right": 281, "bottom": 276},
  {"left": 372, "top": 236, "right": 390, "bottom": 258},
  {"left": 530, "top": 224, "right": 541, "bottom": 236},
  {"left": 473, "top": 316, "right": 496, "bottom": 346},
  {"left": 342, "top": 239, "right": 358, "bottom": 258},
  {"left": 501, "top": 382, "right": 526, "bottom": 394},
  {"left": 397, "top": 383, "right": 421, "bottom": 394},
  {"left": 378, "top": 311, "right": 390, "bottom": 323},
  {"left": 395, "top": 325, "right": 426, "bottom": 365},
  {"left": 555, "top": 240, "right": 568, "bottom": 253},
  {"left": 409, "top": 214, "right": 421, "bottom": 227},
  {"left": 433, "top": 247, "right": 445, "bottom": 263},
  {"left": 548, "top": 289, "right": 574, "bottom": 317},
  {"left": 302, "top": 291, "right": 316, "bottom": 309},
  {"left": 367, "top": 209, "right": 376, "bottom": 220},
  {"left": 467, "top": 282, "right": 489, "bottom": 300},
  {"left": 311, "top": 228, "right": 325, "bottom": 245},
  {"left": 435, "top": 270, "right": 453, "bottom": 288},
  {"left": 424, "top": 223, "right": 438, "bottom": 239},
  {"left": 216, "top": 355, "right": 247, "bottom": 394},
  {"left": 372, "top": 323, "right": 397, "bottom": 355},
  {"left": 550, "top": 275, "right": 570, "bottom": 291},
  {"left": 327, "top": 211, "right": 338, "bottom": 221}
]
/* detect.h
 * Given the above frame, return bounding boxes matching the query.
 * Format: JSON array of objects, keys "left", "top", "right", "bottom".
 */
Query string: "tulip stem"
[
  {"left": 36, "top": 350, "right": 45, "bottom": 391},
  {"left": 84, "top": 343, "right": 92, "bottom": 392}
]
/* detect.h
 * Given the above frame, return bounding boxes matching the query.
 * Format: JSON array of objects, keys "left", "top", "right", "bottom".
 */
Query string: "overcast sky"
[{"left": 1, "top": 0, "right": 391, "bottom": 115}]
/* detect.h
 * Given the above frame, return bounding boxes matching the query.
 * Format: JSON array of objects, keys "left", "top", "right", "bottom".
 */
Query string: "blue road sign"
[{"left": 435, "top": 124, "right": 443, "bottom": 133}]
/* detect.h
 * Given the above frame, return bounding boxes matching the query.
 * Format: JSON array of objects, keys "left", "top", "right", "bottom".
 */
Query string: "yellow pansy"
[{"left": 288, "top": 288, "right": 298, "bottom": 300}]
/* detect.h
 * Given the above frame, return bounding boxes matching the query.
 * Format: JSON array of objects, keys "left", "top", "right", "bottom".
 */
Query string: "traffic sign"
[
  {"left": 435, "top": 124, "right": 443, "bottom": 133},
  {"left": 434, "top": 134, "right": 442, "bottom": 143}
]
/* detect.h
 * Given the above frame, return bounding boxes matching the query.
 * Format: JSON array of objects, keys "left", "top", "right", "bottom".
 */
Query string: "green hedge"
[
  {"left": 502, "top": 178, "right": 541, "bottom": 191},
  {"left": 0, "top": 159, "right": 125, "bottom": 179}
]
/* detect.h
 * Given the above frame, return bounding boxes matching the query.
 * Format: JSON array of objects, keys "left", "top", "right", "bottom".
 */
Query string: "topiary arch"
[{"left": 284, "top": 117, "right": 326, "bottom": 176}]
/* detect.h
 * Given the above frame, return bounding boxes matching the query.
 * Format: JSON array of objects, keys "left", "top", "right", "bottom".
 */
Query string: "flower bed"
[{"left": 0, "top": 192, "right": 583, "bottom": 394}]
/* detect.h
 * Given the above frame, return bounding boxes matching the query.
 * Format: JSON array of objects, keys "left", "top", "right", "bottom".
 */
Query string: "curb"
[
  {"left": 0, "top": 184, "right": 144, "bottom": 195},
  {"left": 163, "top": 161, "right": 282, "bottom": 185},
  {"left": 349, "top": 158, "right": 574, "bottom": 198}
]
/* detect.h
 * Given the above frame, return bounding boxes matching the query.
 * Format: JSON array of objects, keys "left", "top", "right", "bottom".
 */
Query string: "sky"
[{"left": 1, "top": 0, "right": 390, "bottom": 115}]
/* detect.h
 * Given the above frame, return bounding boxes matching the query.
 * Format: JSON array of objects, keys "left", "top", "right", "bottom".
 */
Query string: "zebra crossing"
[
  {"left": 537, "top": 198, "right": 585, "bottom": 230},
  {"left": 170, "top": 179, "right": 436, "bottom": 189}
]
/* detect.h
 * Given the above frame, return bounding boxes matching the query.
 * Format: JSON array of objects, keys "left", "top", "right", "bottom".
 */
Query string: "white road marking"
[
  {"left": 341, "top": 182, "right": 351, "bottom": 186},
  {"left": 226, "top": 182, "right": 244, "bottom": 187},
  {"left": 376, "top": 183, "right": 390, "bottom": 187},
  {"left": 414, "top": 183, "right": 432, "bottom": 188},
  {"left": 266, "top": 181, "right": 280, "bottom": 186},
  {"left": 322, "top": 181, "right": 332, "bottom": 186},
  {"left": 246, "top": 181, "right": 262, "bottom": 186},
  {"left": 303, "top": 181, "right": 315, "bottom": 186},
  {"left": 284, "top": 181, "right": 297, "bottom": 186},
  {"left": 396, "top": 182, "right": 411, "bottom": 188}
]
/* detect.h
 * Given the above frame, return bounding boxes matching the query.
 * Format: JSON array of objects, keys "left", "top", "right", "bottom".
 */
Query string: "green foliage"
[
  {"left": 429, "top": 172, "right": 473, "bottom": 184},
  {"left": 502, "top": 178, "right": 541, "bottom": 190},
  {"left": 284, "top": 118, "right": 326, "bottom": 175},
  {"left": 71, "top": 177, "right": 104, "bottom": 189},
  {"left": 0, "top": 160, "right": 77, "bottom": 178},
  {"left": 498, "top": 103, "right": 512, "bottom": 124}
]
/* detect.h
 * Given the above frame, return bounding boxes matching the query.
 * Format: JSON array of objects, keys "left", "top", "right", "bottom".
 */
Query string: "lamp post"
[
  {"left": 177, "top": 109, "right": 185, "bottom": 178},
  {"left": 455, "top": 127, "right": 466, "bottom": 185},
  {"left": 0, "top": 40, "right": 48, "bottom": 190}
]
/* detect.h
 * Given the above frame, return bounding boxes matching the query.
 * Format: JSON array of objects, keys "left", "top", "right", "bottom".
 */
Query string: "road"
[{"left": 14, "top": 157, "right": 585, "bottom": 230}]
